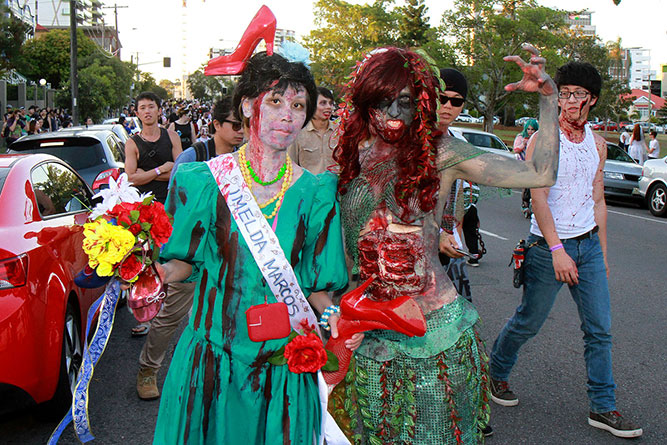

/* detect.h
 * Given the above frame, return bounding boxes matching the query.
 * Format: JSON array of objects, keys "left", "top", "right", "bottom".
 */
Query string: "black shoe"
[
  {"left": 588, "top": 411, "right": 643, "bottom": 438},
  {"left": 490, "top": 378, "right": 518, "bottom": 406},
  {"left": 467, "top": 258, "right": 480, "bottom": 267},
  {"left": 480, "top": 424, "right": 493, "bottom": 437}
]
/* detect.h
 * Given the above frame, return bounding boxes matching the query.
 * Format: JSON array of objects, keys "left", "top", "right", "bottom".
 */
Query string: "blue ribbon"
[{"left": 48, "top": 279, "right": 121, "bottom": 444}]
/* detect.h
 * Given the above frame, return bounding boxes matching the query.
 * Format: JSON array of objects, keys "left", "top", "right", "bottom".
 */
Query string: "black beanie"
[{"left": 439, "top": 68, "right": 468, "bottom": 100}]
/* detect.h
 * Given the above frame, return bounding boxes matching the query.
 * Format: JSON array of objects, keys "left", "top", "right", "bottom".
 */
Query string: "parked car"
[
  {"left": 455, "top": 113, "right": 477, "bottom": 123},
  {"left": 637, "top": 155, "right": 667, "bottom": 216},
  {"left": 603, "top": 142, "right": 643, "bottom": 201},
  {"left": 0, "top": 153, "right": 103, "bottom": 416},
  {"left": 103, "top": 116, "right": 142, "bottom": 134},
  {"left": 450, "top": 126, "right": 515, "bottom": 159},
  {"left": 592, "top": 121, "right": 618, "bottom": 131},
  {"left": 515, "top": 117, "right": 534, "bottom": 126},
  {"left": 65, "top": 124, "right": 130, "bottom": 144},
  {"left": 8, "top": 128, "right": 125, "bottom": 191},
  {"left": 618, "top": 121, "right": 632, "bottom": 132}
]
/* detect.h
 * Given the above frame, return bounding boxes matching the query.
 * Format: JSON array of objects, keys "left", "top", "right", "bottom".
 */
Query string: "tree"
[
  {"left": 441, "top": 0, "right": 568, "bottom": 131},
  {"left": 188, "top": 67, "right": 235, "bottom": 101},
  {"left": 304, "top": 0, "right": 401, "bottom": 95},
  {"left": 0, "top": 5, "right": 32, "bottom": 75},
  {"left": 134, "top": 72, "right": 169, "bottom": 100},
  {"left": 397, "top": 0, "right": 430, "bottom": 47},
  {"left": 19, "top": 29, "right": 98, "bottom": 88}
]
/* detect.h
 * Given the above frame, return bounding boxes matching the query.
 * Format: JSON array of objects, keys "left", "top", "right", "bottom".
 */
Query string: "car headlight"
[{"left": 603, "top": 171, "right": 624, "bottom": 180}]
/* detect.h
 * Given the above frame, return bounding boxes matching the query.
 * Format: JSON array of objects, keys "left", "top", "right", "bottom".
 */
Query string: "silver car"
[
  {"left": 638, "top": 155, "right": 667, "bottom": 217},
  {"left": 603, "top": 143, "right": 643, "bottom": 202},
  {"left": 450, "top": 126, "right": 515, "bottom": 159}
]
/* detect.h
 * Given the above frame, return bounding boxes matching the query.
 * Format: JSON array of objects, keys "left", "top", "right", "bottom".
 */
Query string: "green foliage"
[
  {"left": 135, "top": 71, "right": 169, "bottom": 100},
  {"left": 442, "top": 0, "right": 568, "bottom": 130},
  {"left": 187, "top": 67, "right": 234, "bottom": 101},
  {"left": 397, "top": 0, "right": 430, "bottom": 47},
  {"left": 20, "top": 29, "right": 98, "bottom": 88},
  {"left": 0, "top": 5, "right": 32, "bottom": 74},
  {"left": 304, "top": 0, "right": 401, "bottom": 96}
]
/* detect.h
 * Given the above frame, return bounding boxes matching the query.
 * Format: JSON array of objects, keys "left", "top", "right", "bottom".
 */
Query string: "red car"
[
  {"left": 0, "top": 153, "right": 102, "bottom": 417},
  {"left": 591, "top": 121, "right": 618, "bottom": 131}
]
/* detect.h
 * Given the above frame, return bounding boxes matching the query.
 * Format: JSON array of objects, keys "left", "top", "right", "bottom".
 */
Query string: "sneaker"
[
  {"left": 137, "top": 366, "right": 160, "bottom": 400},
  {"left": 588, "top": 411, "right": 643, "bottom": 438},
  {"left": 480, "top": 425, "right": 493, "bottom": 437},
  {"left": 490, "top": 378, "right": 518, "bottom": 406},
  {"left": 467, "top": 258, "right": 480, "bottom": 267}
]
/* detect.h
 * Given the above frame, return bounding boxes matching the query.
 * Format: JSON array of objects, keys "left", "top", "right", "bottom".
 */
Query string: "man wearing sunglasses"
[
  {"left": 489, "top": 62, "right": 643, "bottom": 439},
  {"left": 288, "top": 86, "right": 338, "bottom": 174}
]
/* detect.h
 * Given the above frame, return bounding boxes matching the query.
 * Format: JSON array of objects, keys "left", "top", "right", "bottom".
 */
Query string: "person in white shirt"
[
  {"left": 648, "top": 130, "right": 660, "bottom": 159},
  {"left": 618, "top": 128, "right": 630, "bottom": 151}
]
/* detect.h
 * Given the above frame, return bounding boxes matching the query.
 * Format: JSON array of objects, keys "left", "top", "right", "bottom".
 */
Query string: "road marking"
[
  {"left": 479, "top": 229, "right": 509, "bottom": 240},
  {"left": 608, "top": 209, "right": 667, "bottom": 224}
]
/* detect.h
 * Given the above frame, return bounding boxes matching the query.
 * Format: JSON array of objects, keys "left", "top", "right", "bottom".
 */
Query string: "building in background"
[
  {"left": 3, "top": 0, "right": 35, "bottom": 37},
  {"left": 627, "top": 47, "right": 655, "bottom": 91},
  {"left": 564, "top": 10, "right": 596, "bottom": 37},
  {"left": 621, "top": 89, "right": 665, "bottom": 121}
]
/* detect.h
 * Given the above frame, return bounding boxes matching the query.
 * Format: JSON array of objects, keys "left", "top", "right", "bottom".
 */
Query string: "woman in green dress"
[{"left": 151, "top": 52, "right": 361, "bottom": 444}]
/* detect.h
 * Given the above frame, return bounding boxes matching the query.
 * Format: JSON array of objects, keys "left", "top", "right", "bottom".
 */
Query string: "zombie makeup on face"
[
  {"left": 248, "top": 86, "right": 308, "bottom": 152},
  {"left": 369, "top": 87, "right": 415, "bottom": 143}
]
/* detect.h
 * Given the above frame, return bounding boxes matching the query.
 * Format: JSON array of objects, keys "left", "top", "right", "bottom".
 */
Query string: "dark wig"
[
  {"left": 232, "top": 52, "right": 317, "bottom": 128},
  {"left": 334, "top": 47, "right": 441, "bottom": 220},
  {"left": 555, "top": 62, "right": 602, "bottom": 104}
]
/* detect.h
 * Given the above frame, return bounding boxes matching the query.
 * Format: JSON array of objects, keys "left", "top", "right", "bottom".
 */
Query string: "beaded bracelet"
[
  {"left": 318, "top": 305, "right": 341, "bottom": 331},
  {"left": 549, "top": 243, "right": 564, "bottom": 252}
]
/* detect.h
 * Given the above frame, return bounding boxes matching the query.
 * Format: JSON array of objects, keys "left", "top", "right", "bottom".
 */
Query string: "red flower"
[
  {"left": 146, "top": 202, "right": 172, "bottom": 246},
  {"left": 118, "top": 254, "right": 145, "bottom": 282},
  {"left": 109, "top": 202, "right": 142, "bottom": 227},
  {"left": 283, "top": 333, "right": 328, "bottom": 374}
]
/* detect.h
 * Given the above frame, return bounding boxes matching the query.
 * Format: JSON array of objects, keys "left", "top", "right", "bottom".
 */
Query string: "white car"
[
  {"left": 103, "top": 116, "right": 142, "bottom": 134},
  {"left": 637, "top": 155, "right": 667, "bottom": 217},
  {"left": 455, "top": 113, "right": 477, "bottom": 123},
  {"left": 450, "top": 126, "right": 515, "bottom": 159}
]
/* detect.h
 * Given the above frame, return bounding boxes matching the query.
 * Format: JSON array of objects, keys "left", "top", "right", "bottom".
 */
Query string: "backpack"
[{"left": 192, "top": 140, "right": 215, "bottom": 162}]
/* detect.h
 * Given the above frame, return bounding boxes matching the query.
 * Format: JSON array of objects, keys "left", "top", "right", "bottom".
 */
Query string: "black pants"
[
  {"left": 462, "top": 205, "right": 479, "bottom": 255},
  {"left": 522, "top": 188, "right": 531, "bottom": 208}
]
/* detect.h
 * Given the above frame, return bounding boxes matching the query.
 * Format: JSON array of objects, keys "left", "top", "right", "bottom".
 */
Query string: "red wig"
[{"left": 334, "top": 47, "right": 441, "bottom": 221}]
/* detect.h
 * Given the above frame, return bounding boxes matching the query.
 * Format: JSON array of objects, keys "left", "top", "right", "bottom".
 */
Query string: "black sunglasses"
[
  {"left": 440, "top": 96, "right": 465, "bottom": 107},
  {"left": 223, "top": 119, "right": 243, "bottom": 131}
]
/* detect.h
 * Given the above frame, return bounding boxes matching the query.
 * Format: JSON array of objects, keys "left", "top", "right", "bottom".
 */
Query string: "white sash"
[{"left": 206, "top": 154, "right": 349, "bottom": 445}]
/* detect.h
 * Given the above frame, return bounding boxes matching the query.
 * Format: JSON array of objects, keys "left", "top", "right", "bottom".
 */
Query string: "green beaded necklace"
[{"left": 246, "top": 160, "right": 287, "bottom": 186}]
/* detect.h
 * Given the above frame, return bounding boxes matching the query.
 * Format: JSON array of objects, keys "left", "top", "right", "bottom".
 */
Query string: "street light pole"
[{"left": 69, "top": 0, "right": 79, "bottom": 125}]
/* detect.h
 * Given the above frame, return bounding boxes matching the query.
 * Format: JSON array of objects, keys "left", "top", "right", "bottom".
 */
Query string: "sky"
[{"left": 105, "top": 0, "right": 666, "bottom": 83}]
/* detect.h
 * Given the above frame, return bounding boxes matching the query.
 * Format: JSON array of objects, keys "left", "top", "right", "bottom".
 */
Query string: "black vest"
[{"left": 131, "top": 128, "right": 173, "bottom": 203}]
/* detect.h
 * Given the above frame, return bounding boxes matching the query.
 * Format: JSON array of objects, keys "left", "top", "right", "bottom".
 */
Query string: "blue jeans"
[{"left": 490, "top": 232, "right": 616, "bottom": 413}]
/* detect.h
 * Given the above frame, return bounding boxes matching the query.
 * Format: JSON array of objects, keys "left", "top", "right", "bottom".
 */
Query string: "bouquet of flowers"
[
  {"left": 81, "top": 174, "right": 172, "bottom": 282},
  {"left": 77, "top": 174, "right": 173, "bottom": 321}
]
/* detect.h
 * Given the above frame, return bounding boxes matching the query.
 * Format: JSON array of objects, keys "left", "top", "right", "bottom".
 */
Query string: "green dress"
[{"left": 154, "top": 163, "right": 348, "bottom": 445}]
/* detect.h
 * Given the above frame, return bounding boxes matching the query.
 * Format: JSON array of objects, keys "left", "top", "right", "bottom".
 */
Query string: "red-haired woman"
[{"left": 333, "top": 45, "right": 560, "bottom": 444}]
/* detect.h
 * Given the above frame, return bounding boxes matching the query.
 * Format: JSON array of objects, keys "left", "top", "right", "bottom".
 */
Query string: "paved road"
[{"left": 1, "top": 193, "right": 664, "bottom": 444}]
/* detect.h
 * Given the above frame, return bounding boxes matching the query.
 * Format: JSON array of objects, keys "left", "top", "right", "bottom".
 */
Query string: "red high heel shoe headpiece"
[{"left": 204, "top": 5, "right": 276, "bottom": 76}]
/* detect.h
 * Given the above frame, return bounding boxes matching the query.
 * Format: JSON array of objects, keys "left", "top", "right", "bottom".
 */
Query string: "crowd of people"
[
  {"left": 37, "top": 6, "right": 647, "bottom": 444},
  {"left": 1, "top": 105, "right": 74, "bottom": 146}
]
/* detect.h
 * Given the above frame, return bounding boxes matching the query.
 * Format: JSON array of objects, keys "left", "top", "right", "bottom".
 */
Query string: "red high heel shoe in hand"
[
  {"left": 205, "top": 5, "right": 276, "bottom": 76},
  {"left": 323, "top": 276, "right": 427, "bottom": 386}
]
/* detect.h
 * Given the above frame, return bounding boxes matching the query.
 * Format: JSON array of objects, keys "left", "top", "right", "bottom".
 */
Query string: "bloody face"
[
  {"left": 557, "top": 85, "right": 597, "bottom": 123},
  {"left": 369, "top": 87, "right": 415, "bottom": 143},
  {"left": 249, "top": 86, "right": 308, "bottom": 151}
]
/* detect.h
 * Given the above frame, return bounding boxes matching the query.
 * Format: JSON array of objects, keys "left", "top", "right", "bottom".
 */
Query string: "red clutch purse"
[{"left": 246, "top": 301, "right": 291, "bottom": 342}]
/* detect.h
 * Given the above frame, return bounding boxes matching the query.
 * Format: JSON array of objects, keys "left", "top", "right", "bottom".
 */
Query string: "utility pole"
[{"left": 70, "top": 0, "right": 79, "bottom": 125}]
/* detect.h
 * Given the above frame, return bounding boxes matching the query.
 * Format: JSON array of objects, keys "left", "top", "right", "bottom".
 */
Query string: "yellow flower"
[{"left": 82, "top": 219, "right": 136, "bottom": 274}]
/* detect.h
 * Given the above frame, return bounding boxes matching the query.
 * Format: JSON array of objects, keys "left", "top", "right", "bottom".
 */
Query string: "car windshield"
[
  {"left": 463, "top": 133, "right": 508, "bottom": 151},
  {"left": 0, "top": 167, "right": 9, "bottom": 194},
  {"left": 607, "top": 144, "right": 634, "bottom": 163},
  {"left": 10, "top": 138, "right": 106, "bottom": 171}
]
